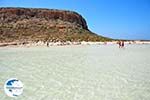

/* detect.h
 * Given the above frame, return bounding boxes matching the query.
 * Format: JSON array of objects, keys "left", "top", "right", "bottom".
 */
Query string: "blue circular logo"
[{"left": 4, "top": 78, "right": 23, "bottom": 97}]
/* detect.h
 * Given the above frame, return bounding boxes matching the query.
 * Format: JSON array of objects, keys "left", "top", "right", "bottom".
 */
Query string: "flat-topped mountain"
[{"left": 0, "top": 7, "right": 111, "bottom": 42}]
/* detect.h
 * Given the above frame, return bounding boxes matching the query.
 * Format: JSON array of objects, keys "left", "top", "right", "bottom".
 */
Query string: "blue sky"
[{"left": 0, "top": 0, "right": 150, "bottom": 40}]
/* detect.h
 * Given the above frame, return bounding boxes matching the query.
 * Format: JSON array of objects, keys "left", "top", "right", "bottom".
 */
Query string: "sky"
[{"left": 0, "top": 0, "right": 150, "bottom": 40}]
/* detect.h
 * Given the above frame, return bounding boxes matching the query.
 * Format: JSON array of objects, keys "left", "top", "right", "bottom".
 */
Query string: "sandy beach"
[{"left": 1, "top": 41, "right": 150, "bottom": 48}]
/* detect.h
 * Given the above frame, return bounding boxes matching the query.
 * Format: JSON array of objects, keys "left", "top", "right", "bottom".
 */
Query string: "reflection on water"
[{"left": 0, "top": 45, "right": 150, "bottom": 100}]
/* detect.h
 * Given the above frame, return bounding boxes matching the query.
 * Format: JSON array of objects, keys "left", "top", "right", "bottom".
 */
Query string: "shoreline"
[{"left": 0, "top": 41, "right": 150, "bottom": 48}]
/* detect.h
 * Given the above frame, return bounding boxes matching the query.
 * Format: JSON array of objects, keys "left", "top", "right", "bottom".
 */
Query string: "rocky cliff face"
[
  {"left": 0, "top": 7, "right": 88, "bottom": 29},
  {"left": 0, "top": 7, "right": 110, "bottom": 42}
]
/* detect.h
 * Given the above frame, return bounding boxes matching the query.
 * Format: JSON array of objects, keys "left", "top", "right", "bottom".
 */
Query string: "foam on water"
[{"left": 0, "top": 45, "right": 150, "bottom": 100}]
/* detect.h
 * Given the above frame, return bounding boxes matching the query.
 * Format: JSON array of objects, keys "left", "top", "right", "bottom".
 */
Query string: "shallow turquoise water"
[{"left": 0, "top": 45, "right": 150, "bottom": 100}]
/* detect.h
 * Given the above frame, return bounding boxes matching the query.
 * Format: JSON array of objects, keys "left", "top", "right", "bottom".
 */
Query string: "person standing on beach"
[
  {"left": 46, "top": 42, "right": 49, "bottom": 47},
  {"left": 121, "top": 41, "right": 124, "bottom": 48}
]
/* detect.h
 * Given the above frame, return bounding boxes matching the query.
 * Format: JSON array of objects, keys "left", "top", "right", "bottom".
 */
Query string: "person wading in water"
[
  {"left": 117, "top": 41, "right": 122, "bottom": 48},
  {"left": 117, "top": 40, "right": 125, "bottom": 48}
]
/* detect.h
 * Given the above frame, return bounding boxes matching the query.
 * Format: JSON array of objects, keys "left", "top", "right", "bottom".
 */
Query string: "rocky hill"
[{"left": 0, "top": 7, "right": 111, "bottom": 43}]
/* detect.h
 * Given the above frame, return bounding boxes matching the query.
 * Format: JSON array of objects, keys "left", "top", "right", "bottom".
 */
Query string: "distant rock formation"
[{"left": 0, "top": 7, "right": 111, "bottom": 42}]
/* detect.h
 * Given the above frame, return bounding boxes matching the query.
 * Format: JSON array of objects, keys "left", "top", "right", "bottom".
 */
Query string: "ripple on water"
[{"left": 0, "top": 45, "right": 150, "bottom": 100}]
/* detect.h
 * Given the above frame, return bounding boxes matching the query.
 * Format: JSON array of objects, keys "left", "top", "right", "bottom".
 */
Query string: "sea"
[{"left": 0, "top": 44, "right": 150, "bottom": 100}]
